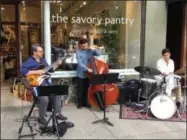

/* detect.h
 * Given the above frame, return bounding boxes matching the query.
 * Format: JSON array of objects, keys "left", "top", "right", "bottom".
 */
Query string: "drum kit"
[{"left": 133, "top": 66, "right": 186, "bottom": 120}]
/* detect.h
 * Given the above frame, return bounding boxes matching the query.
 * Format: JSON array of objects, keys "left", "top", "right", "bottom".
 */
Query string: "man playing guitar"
[
  {"left": 21, "top": 44, "right": 67, "bottom": 125},
  {"left": 156, "top": 48, "right": 183, "bottom": 107}
]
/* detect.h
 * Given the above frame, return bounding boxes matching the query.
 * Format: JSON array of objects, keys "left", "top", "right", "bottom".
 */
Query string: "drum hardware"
[
  {"left": 134, "top": 66, "right": 160, "bottom": 117},
  {"left": 134, "top": 66, "right": 183, "bottom": 120},
  {"left": 126, "top": 91, "right": 132, "bottom": 107},
  {"left": 134, "top": 66, "right": 161, "bottom": 103},
  {"left": 135, "top": 90, "right": 158, "bottom": 115},
  {"left": 166, "top": 73, "right": 186, "bottom": 113},
  {"left": 173, "top": 75, "right": 182, "bottom": 89},
  {"left": 137, "top": 88, "right": 141, "bottom": 103},
  {"left": 135, "top": 69, "right": 149, "bottom": 117},
  {"left": 160, "top": 77, "right": 167, "bottom": 95},
  {"left": 127, "top": 102, "right": 145, "bottom": 108},
  {"left": 163, "top": 77, "right": 183, "bottom": 118},
  {"left": 174, "top": 66, "right": 187, "bottom": 112},
  {"left": 153, "top": 78, "right": 183, "bottom": 119},
  {"left": 183, "top": 65, "right": 187, "bottom": 112},
  {"left": 135, "top": 78, "right": 157, "bottom": 116}
]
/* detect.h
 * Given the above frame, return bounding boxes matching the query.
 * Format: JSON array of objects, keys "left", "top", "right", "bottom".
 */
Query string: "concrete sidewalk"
[
  {"left": 1, "top": 82, "right": 186, "bottom": 139},
  {"left": 1, "top": 103, "right": 186, "bottom": 139}
]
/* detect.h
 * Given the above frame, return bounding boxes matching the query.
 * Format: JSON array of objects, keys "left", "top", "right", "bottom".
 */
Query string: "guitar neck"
[
  {"left": 43, "top": 65, "right": 54, "bottom": 72},
  {"left": 43, "top": 56, "right": 67, "bottom": 72}
]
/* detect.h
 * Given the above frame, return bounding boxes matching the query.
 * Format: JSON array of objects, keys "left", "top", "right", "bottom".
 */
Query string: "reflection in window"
[
  {"left": 0, "top": 5, "right": 15, "bottom": 22},
  {"left": 20, "top": 1, "right": 41, "bottom": 23},
  {"left": 0, "top": 25, "right": 17, "bottom": 79},
  {"left": 50, "top": 1, "right": 141, "bottom": 69}
]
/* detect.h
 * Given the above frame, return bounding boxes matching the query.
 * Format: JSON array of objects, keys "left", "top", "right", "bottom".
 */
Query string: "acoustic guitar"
[{"left": 26, "top": 54, "right": 71, "bottom": 86}]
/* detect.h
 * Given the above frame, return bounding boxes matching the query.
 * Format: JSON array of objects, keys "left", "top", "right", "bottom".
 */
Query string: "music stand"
[
  {"left": 37, "top": 85, "right": 69, "bottom": 140},
  {"left": 90, "top": 73, "right": 119, "bottom": 127}
]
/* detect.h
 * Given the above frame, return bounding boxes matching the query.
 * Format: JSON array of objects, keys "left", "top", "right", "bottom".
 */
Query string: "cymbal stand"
[
  {"left": 135, "top": 71, "right": 150, "bottom": 117},
  {"left": 183, "top": 66, "right": 186, "bottom": 112},
  {"left": 160, "top": 77, "right": 167, "bottom": 94},
  {"left": 161, "top": 76, "right": 182, "bottom": 118}
]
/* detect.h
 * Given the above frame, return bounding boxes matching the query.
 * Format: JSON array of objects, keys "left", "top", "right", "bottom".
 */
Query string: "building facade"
[{"left": 0, "top": 0, "right": 186, "bottom": 81}]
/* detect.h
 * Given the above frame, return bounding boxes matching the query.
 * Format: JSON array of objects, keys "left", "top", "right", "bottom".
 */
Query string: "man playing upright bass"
[{"left": 76, "top": 38, "right": 101, "bottom": 109}]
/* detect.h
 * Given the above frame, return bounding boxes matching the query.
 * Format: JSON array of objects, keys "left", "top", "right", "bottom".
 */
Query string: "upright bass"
[{"left": 87, "top": 53, "right": 119, "bottom": 110}]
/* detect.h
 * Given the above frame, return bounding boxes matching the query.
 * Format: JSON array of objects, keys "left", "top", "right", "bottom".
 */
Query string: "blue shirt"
[
  {"left": 76, "top": 48, "right": 100, "bottom": 78},
  {"left": 21, "top": 57, "right": 52, "bottom": 85},
  {"left": 21, "top": 57, "right": 49, "bottom": 76}
]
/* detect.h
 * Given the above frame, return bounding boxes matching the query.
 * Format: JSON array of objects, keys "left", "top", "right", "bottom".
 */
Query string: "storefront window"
[
  {"left": 125, "top": 1, "right": 141, "bottom": 68},
  {"left": 1, "top": 5, "right": 15, "bottom": 22},
  {"left": 20, "top": 24, "right": 41, "bottom": 61},
  {"left": 0, "top": 0, "right": 142, "bottom": 80},
  {"left": 49, "top": 1, "right": 141, "bottom": 69},
  {"left": 0, "top": 4, "right": 17, "bottom": 79},
  {"left": 0, "top": 24, "right": 17, "bottom": 79},
  {"left": 20, "top": 1, "right": 41, "bottom": 23},
  {"left": 20, "top": 1, "right": 42, "bottom": 60},
  {"left": 0, "top": 1, "right": 42, "bottom": 79}
]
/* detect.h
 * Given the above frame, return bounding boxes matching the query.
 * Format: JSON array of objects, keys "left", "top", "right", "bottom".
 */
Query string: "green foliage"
[
  {"left": 99, "top": 23, "right": 120, "bottom": 68},
  {"left": 99, "top": 24, "right": 119, "bottom": 49}
]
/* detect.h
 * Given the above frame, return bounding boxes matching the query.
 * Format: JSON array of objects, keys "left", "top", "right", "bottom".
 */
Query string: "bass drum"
[{"left": 150, "top": 94, "right": 176, "bottom": 120}]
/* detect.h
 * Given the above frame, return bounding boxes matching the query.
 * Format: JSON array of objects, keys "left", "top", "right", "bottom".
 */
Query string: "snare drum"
[
  {"left": 155, "top": 74, "right": 181, "bottom": 93},
  {"left": 140, "top": 78, "right": 157, "bottom": 98},
  {"left": 150, "top": 94, "right": 176, "bottom": 120},
  {"left": 154, "top": 75, "right": 163, "bottom": 86}
]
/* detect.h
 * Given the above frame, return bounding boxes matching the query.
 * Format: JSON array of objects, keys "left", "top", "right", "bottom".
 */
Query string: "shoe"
[
  {"left": 38, "top": 117, "right": 47, "bottom": 125},
  {"left": 77, "top": 104, "right": 83, "bottom": 109},
  {"left": 56, "top": 114, "right": 68, "bottom": 120}
]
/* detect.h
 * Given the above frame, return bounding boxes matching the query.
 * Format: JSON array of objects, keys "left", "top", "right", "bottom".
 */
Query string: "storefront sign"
[{"left": 51, "top": 14, "right": 135, "bottom": 26}]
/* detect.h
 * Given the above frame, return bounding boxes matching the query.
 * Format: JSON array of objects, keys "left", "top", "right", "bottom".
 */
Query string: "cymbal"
[
  {"left": 134, "top": 66, "right": 161, "bottom": 75},
  {"left": 174, "top": 68, "right": 185, "bottom": 75},
  {"left": 180, "top": 75, "right": 186, "bottom": 79}
]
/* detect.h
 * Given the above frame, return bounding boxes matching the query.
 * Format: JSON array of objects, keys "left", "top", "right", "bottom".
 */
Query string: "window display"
[
  {"left": 49, "top": 1, "right": 141, "bottom": 70},
  {"left": 0, "top": 25, "right": 17, "bottom": 79},
  {"left": 0, "top": 0, "right": 142, "bottom": 80}
]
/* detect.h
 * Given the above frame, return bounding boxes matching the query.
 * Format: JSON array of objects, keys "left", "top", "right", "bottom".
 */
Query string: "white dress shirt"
[
  {"left": 156, "top": 58, "right": 179, "bottom": 96},
  {"left": 156, "top": 58, "right": 174, "bottom": 75}
]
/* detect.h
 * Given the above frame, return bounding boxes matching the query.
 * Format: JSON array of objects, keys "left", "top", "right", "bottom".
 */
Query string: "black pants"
[{"left": 77, "top": 77, "right": 90, "bottom": 106}]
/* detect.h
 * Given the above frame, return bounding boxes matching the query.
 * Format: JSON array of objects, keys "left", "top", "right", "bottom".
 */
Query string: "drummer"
[{"left": 156, "top": 48, "right": 183, "bottom": 105}]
